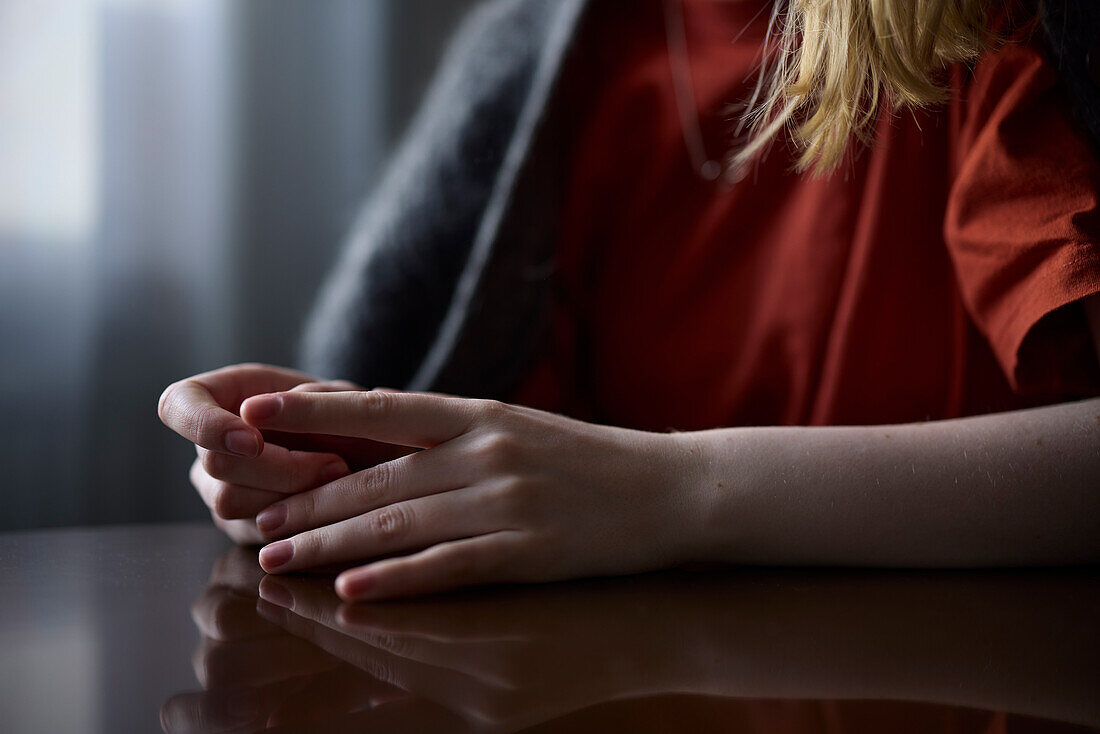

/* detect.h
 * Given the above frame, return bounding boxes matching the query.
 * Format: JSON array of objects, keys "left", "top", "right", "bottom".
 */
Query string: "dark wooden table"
[{"left": 2, "top": 523, "right": 1098, "bottom": 733}]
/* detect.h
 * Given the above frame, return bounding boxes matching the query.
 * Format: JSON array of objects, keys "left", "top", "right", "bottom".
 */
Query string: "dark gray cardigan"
[{"left": 301, "top": 0, "right": 1100, "bottom": 399}]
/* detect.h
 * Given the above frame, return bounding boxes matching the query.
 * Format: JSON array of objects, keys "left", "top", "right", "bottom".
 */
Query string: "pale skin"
[{"left": 158, "top": 295, "right": 1100, "bottom": 601}]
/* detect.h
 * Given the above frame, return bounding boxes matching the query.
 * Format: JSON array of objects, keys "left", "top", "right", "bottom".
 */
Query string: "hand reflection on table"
[{"left": 162, "top": 550, "right": 1099, "bottom": 733}]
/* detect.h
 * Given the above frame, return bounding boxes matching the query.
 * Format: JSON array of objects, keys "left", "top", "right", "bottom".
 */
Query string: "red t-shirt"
[{"left": 516, "top": 0, "right": 1100, "bottom": 430}]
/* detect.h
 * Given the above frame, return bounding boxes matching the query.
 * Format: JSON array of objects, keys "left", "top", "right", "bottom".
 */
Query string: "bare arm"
[
  {"left": 179, "top": 299, "right": 1100, "bottom": 602},
  {"left": 683, "top": 294, "right": 1100, "bottom": 567},
  {"left": 683, "top": 396, "right": 1100, "bottom": 566}
]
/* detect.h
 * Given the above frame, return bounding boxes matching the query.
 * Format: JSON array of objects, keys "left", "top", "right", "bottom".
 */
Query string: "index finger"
[{"left": 240, "top": 391, "right": 486, "bottom": 449}]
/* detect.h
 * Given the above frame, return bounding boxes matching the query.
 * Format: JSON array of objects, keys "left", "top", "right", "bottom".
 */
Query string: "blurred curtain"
[{"left": 0, "top": 0, "right": 476, "bottom": 530}]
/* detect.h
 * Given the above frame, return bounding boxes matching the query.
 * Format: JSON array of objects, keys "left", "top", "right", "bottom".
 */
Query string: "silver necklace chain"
[{"left": 662, "top": 0, "right": 723, "bottom": 182}]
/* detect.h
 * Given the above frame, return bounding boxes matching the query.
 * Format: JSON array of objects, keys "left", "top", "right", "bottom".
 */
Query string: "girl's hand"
[
  {"left": 159, "top": 364, "right": 410, "bottom": 543},
  {"left": 239, "top": 390, "right": 701, "bottom": 600}
]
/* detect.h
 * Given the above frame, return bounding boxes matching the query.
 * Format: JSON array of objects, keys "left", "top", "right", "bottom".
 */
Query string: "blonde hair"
[{"left": 732, "top": 0, "right": 994, "bottom": 176}]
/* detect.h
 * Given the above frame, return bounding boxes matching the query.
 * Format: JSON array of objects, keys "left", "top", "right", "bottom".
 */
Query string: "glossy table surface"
[{"left": 1, "top": 523, "right": 1098, "bottom": 734}]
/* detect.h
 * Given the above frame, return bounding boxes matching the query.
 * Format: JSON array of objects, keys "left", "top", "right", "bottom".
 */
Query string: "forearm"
[{"left": 680, "top": 397, "right": 1100, "bottom": 566}]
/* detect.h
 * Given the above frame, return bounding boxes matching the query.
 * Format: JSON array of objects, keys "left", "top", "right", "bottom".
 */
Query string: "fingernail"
[
  {"left": 258, "top": 577, "right": 294, "bottom": 608},
  {"left": 224, "top": 429, "right": 259, "bottom": 457},
  {"left": 256, "top": 503, "right": 288, "bottom": 535},
  {"left": 319, "top": 461, "right": 347, "bottom": 484},
  {"left": 259, "top": 540, "right": 293, "bottom": 570},
  {"left": 245, "top": 395, "right": 283, "bottom": 421}
]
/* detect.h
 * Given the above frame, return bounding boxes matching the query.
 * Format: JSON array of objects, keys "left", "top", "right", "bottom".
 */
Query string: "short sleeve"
[{"left": 943, "top": 26, "right": 1100, "bottom": 395}]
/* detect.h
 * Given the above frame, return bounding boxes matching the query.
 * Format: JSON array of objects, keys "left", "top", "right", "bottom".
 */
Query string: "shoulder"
[{"left": 951, "top": 0, "right": 1096, "bottom": 159}]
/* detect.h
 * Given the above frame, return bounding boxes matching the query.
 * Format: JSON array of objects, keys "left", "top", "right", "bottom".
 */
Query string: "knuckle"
[
  {"left": 211, "top": 484, "right": 234, "bottom": 519},
  {"left": 193, "top": 469, "right": 221, "bottom": 505},
  {"left": 356, "top": 462, "right": 394, "bottom": 505},
  {"left": 470, "top": 431, "right": 519, "bottom": 472},
  {"left": 301, "top": 528, "right": 332, "bottom": 561},
  {"left": 357, "top": 389, "right": 393, "bottom": 416},
  {"left": 365, "top": 504, "right": 412, "bottom": 542},
  {"left": 189, "top": 458, "right": 205, "bottom": 488},
  {"left": 200, "top": 449, "right": 229, "bottom": 479},
  {"left": 212, "top": 484, "right": 247, "bottom": 520},
  {"left": 293, "top": 488, "right": 319, "bottom": 525},
  {"left": 474, "top": 399, "right": 507, "bottom": 421}
]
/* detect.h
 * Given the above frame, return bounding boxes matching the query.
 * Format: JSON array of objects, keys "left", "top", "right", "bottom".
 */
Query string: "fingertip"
[
  {"left": 336, "top": 569, "right": 378, "bottom": 602},
  {"left": 258, "top": 540, "right": 294, "bottom": 572},
  {"left": 241, "top": 394, "right": 284, "bottom": 424},
  {"left": 335, "top": 574, "right": 353, "bottom": 601}
]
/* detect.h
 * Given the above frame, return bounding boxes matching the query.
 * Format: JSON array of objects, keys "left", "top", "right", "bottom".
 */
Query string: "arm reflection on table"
[{"left": 162, "top": 549, "right": 1100, "bottom": 733}]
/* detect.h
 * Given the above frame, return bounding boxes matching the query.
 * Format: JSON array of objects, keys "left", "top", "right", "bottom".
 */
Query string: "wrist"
[
  {"left": 655, "top": 429, "right": 732, "bottom": 564},
  {"left": 664, "top": 427, "right": 765, "bottom": 564}
]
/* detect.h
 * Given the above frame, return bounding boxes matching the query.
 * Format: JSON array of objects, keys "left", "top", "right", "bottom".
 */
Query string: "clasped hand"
[{"left": 159, "top": 364, "right": 700, "bottom": 600}]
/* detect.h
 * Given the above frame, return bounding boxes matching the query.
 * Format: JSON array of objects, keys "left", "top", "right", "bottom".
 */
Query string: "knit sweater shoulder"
[{"left": 300, "top": 0, "right": 585, "bottom": 398}]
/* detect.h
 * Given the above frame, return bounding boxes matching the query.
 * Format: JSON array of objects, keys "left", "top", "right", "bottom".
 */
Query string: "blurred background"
[{"left": 1, "top": 0, "right": 478, "bottom": 530}]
